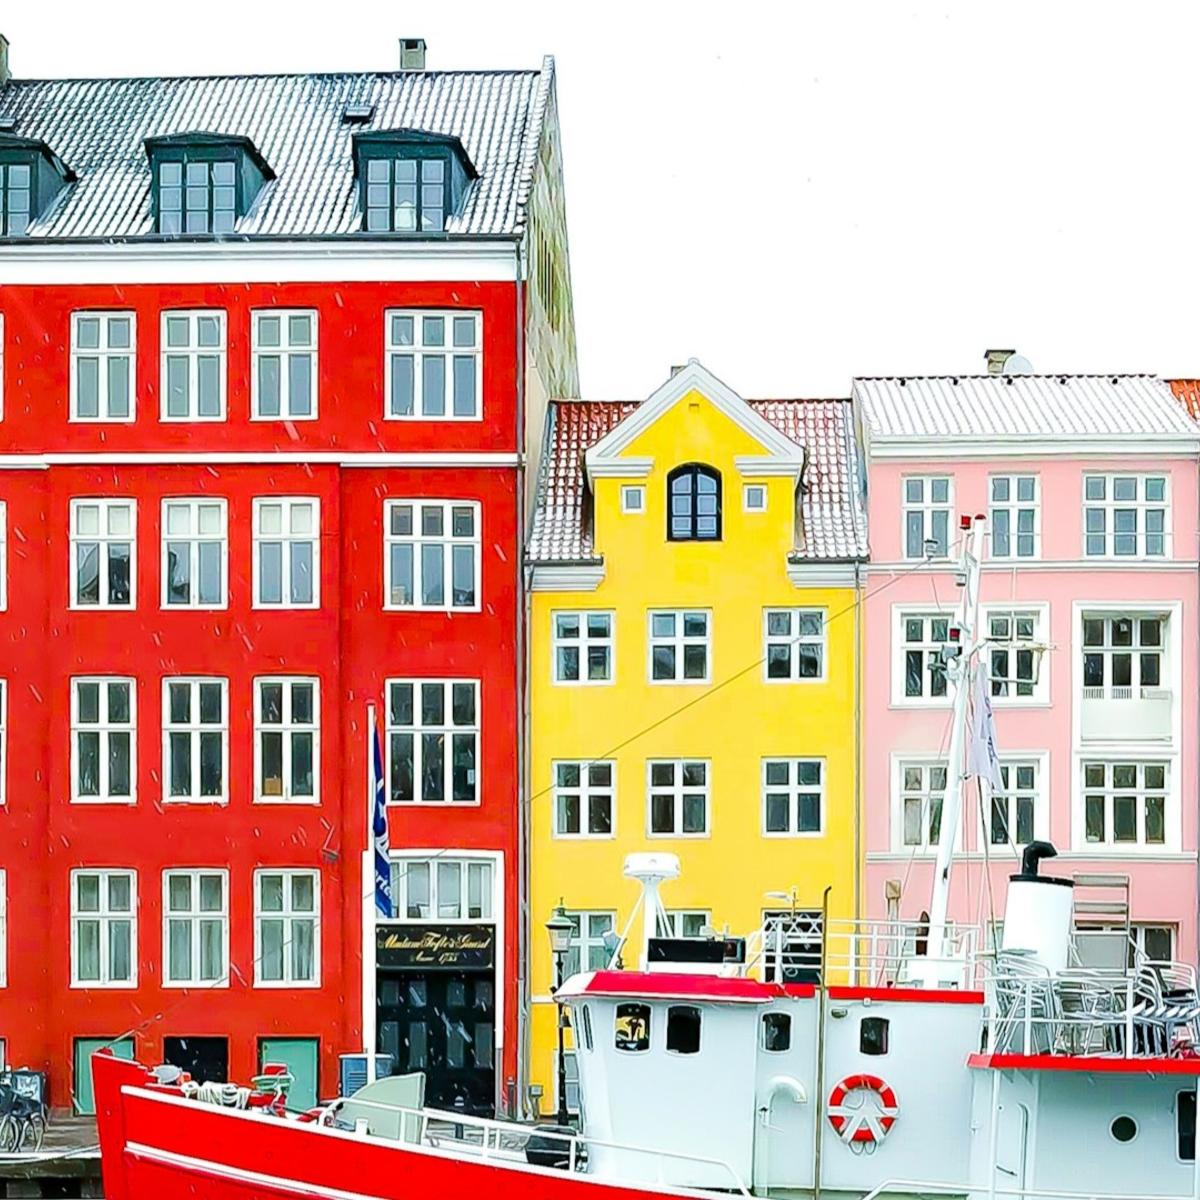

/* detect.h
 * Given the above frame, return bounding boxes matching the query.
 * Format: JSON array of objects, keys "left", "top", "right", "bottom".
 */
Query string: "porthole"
[{"left": 1111, "top": 1116, "right": 1138, "bottom": 1143}]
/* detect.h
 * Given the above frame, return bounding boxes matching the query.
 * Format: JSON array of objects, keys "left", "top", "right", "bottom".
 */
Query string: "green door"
[
  {"left": 259, "top": 1038, "right": 319, "bottom": 1110},
  {"left": 75, "top": 1037, "right": 134, "bottom": 1116}
]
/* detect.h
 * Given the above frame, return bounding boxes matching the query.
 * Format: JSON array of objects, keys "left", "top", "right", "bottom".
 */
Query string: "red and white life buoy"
[{"left": 827, "top": 1074, "right": 899, "bottom": 1145}]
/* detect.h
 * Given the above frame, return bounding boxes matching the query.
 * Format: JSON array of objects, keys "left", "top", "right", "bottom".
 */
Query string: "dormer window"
[
  {"left": 667, "top": 464, "right": 722, "bottom": 541},
  {"left": 0, "top": 135, "right": 73, "bottom": 237},
  {"left": 0, "top": 161, "right": 31, "bottom": 235},
  {"left": 353, "top": 130, "right": 477, "bottom": 236},
  {"left": 145, "top": 134, "right": 273, "bottom": 236}
]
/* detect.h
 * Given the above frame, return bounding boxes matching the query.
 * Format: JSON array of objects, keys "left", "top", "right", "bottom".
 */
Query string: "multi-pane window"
[
  {"left": 563, "top": 911, "right": 616, "bottom": 978},
  {"left": 252, "top": 310, "right": 317, "bottom": 419},
  {"left": 71, "top": 678, "right": 135, "bottom": 804},
  {"left": 649, "top": 611, "right": 710, "bottom": 683},
  {"left": 1130, "top": 924, "right": 1175, "bottom": 966},
  {"left": 1083, "top": 475, "right": 1168, "bottom": 557},
  {"left": 71, "top": 313, "right": 135, "bottom": 421},
  {"left": 389, "top": 857, "right": 494, "bottom": 922},
  {"left": 989, "top": 475, "right": 1038, "bottom": 559},
  {"left": 163, "top": 870, "right": 228, "bottom": 986},
  {"left": 70, "top": 499, "right": 134, "bottom": 608},
  {"left": 158, "top": 159, "right": 236, "bottom": 235},
  {"left": 899, "top": 613, "right": 949, "bottom": 701},
  {"left": 899, "top": 762, "right": 948, "bottom": 849},
  {"left": 552, "top": 612, "right": 613, "bottom": 684},
  {"left": 762, "top": 758, "right": 824, "bottom": 836},
  {"left": 385, "top": 311, "right": 481, "bottom": 419},
  {"left": 255, "top": 678, "right": 318, "bottom": 803},
  {"left": 162, "top": 499, "right": 227, "bottom": 608},
  {"left": 253, "top": 498, "right": 318, "bottom": 608},
  {"left": 161, "top": 311, "right": 226, "bottom": 420},
  {"left": 0, "top": 162, "right": 32, "bottom": 235},
  {"left": 553, "top": 761, "right": 614, "bottom": 838},
  {"left": 667, "top": 465, "right": 721, "bottom": 541},
  {"left": 1083, "top": 615, "right": 1165, "bottom": 696},
  {"left": 990, "top": 761, "right": 1039, "bottom": 847},
  {"left": 386, "top": 680, "right": 479, "bottom": 805},
  {"left": 764, "top": 609, "right": 824, "bottom": 681},
  {"left": 163, "top": 678, "right": 228, "bottom": 803},
  {"left": 364, "top": 156, "right": 446, "bottom": 233},
  {"left": 666, "top": 911, "right": 711, "bottom": 938},
  {"left": 647, "top": 760, "right": 709, "bottom": 837},
  {"left": 987, "top": 610, "right": 1040, "bottom": 700},
  {"left": 903, "top": 476, "right": 952, "bottom": 558},
  {"left": 255, "top": 870, "right": 319, "bottom": 986},
  {"left": 1083, "top": 762, "right": 1168, "bottom": 847},
  {"left": 384, "top": 500, "right": 479, "bottom": 609},
  {"left": 71, "top": 870, "right": 136, "bottom": 987}
]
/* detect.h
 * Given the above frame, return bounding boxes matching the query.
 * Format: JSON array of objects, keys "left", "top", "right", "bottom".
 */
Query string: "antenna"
[{"left": 623, "top": 852, "right": 680, "bottom": 970}]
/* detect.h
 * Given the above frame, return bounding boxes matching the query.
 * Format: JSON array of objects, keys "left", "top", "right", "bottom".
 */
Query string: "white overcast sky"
[{"left": 7, "top": 2, "right": 1200, "bottom": 398}]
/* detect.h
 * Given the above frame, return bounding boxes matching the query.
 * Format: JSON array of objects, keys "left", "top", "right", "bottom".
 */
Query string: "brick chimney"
[
  {"left": 985, "top": 348, "right": 1016, "bottom": 375},
  {"left": 399, "top": 38, "right": 426, "bottom": 71}
]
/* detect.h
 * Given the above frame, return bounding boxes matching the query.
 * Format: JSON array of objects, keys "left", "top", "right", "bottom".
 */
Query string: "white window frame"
[
  {"left": 383, "top": 499, "right": 481, "bottom": 612},
  {"left": 763, "top": 608, "right": 825, "bottom": 683},
  {"left": 984, "top": 605, "right": 1049, "bottom": 705},
  {"left": 253, "top": 868, "right": 321, "bottom": 988},
  {"left": 1081, "top": 611, "right": 1168, "bottom": 699},
  {"left": 389, "top": 856, "right": 496, "bottom": 923},
  {"left": 988, "top": 474, "right": 1040, "bottom": 560},
  {"left": 552, "top": 610, "right": 614, "bottom": 685},
  {"left": 384, "top": 309, "right": 482, "bottom": 422},
  {"left": 987, "top": 755, "right": 1049, "bottom": 849},
  {"left": 70, "top": 311, "right": 136, "bottom": 423},
  {"left": 161, "top": 868, "right": 230, "bottom": 988},
  {"left": 665, "top": 910, "right": 711, "bottom": 938},
  {"left": 250, "top": 308, "right": 318, "bottom": 421},
  {"left": 893, "top": 608, "right": 953, "bottom": 706},
  {"left": 1083, "top": 474, "right": 1170, "bottom": 559},
  {"left": 254, "top": 677, "right": 320, "bottom": 804},
  {"left": 385, "top": 678, "right": 480, "bottom": 806},
  {"left": 563, "top": 909, "right": 616, "bottom": 977},
  {"left": 70, "top": 869, "right": 137, "bottom": 988},
  {"left": 620, "top": 485, "right": 645, "bottom": 514},
  {"left": 552, "top": 760, "right": 616, "bottom": 839},
  {"left": 160, "top": 309, "right": 227, "bottom": 422},
  {"left": 761, "top": 757, "right": 825, "bottom": 837},
  {"left": 892, "top": 757, "right": 954, "bottom": 852},
  {"left": 743, "top": 484, "right": 768, "bottom": 513},
  {"left": 646, "top": 759, "right": 710, "bottom": 838},
  {"left": 648, "top": 610, "right": 711, "bottom": 684},
  {"left": 252, "top": 497, "right": 320, "bottom": 610},
  {"left": 70, "top": 498, "right": 136, "bottom": 610},
  {"left": 71, "top": 677, "right": 136, "bottom": 805},
  {"left": 161, "top": 497, "right": 228, "bottom": 609},
  {"left": 1079, "top": 759, "right": 1174, "bottom": 851},
  {"left": 161, "top": 677, "right": 229, "bottom": 805},
  {"left": 902, "top": 475, "right": 953, "bottom": 560}
]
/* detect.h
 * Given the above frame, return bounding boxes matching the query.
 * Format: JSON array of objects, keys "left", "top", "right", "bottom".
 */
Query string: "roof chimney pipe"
[
  {"left": 399, "top": 38, "right": 427, "bottom": 71},
  {"left": 985, "top": 349, "right": 1016, "bottom": 375},
  {"left": 0, "top": 35, "right": 10, "bottom": 87}
]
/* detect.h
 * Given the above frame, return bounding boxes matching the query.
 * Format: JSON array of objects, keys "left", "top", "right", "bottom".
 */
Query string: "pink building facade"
[{"left": 857, "top": 373, "right": 1200, "bottom": 963}]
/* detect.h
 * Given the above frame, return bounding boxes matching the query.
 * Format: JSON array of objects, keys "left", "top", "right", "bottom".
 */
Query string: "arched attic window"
[{"left": 667, "top": 464, "right": 721, "bottom": 542}]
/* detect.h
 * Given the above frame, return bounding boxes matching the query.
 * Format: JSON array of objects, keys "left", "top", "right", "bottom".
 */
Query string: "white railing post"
[
  {"left": 1023, "top": 983, "right": 1032, "bottom": 1056},
  {"left": 1125, "top": 977, "right": 1134, "bottom": 1058}
]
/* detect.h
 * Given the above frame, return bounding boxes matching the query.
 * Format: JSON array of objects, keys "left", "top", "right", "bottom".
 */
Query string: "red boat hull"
[{"left": 93, "top": 1052, "right": 685, "bottom": 1200}]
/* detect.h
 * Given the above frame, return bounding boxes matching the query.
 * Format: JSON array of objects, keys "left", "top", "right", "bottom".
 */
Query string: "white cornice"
[
  {"left": 786, "top": 562, "right": 862, "bottom": 588},
  {"left": 0, "top": 451, "right": 520, "bottom": 469},
  {"left": 529, "top": 563, "right": 605, "bottom": 592},
  {"left": 586, "top": 457, "right": 653, "bottom": 479},
  {"left": 868, "top": 436, "right": 1200, "bottom": 461},
  {"left": 735, "top": 455, "right": 805, "bottom": 478},
  {"left": 865, "top": 558, "right": 1200, "bottom": 573}
]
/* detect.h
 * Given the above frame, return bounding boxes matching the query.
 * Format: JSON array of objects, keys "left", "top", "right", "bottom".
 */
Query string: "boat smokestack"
[{"left": 1001, "top": 840, "right": 1074, "bottom": 972}]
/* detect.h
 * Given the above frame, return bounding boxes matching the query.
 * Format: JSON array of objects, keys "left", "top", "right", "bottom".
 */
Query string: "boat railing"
[
  {"left": 322, "top": 1095, "right": 751, "bottom": 1196},
  {"left": 861, "top": 1178, "right": 1196, "bottom": 1200}
]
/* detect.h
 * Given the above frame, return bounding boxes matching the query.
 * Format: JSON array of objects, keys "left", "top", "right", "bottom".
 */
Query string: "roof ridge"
[
  {"left": 1, "top": 68, "right": 543, "bottom": 87},
  {"left": 853, "top": 372, "right": 1161, "bottom": 381}
]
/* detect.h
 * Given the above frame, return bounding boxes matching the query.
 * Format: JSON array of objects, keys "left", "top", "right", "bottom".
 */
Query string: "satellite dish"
[{"left": 1001, "top": 354, "right": 1035, "bottom": 375}]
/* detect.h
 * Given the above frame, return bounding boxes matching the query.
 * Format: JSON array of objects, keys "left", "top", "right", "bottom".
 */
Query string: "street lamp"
[{"left": 545, "top": 906, "right": 575, "bottom": 1126}]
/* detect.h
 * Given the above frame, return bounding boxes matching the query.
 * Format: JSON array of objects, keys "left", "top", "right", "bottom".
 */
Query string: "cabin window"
[
  {"left": 615, "top": 1003, "right": 651, "bottom": 1053},
  {"left": 666, "top": 1006, "right": 701, "bottom": 1055},
  {"left": 1179, "top": 1092, "right": 1196, "bottom": 1161},
  {"left": 860, "top": 1017, "right": 889, "bottom": 1056},
  {"left": 580, "top": 1005, "right": 593, "bottom": 1052},
  {"left": 762, "top": 1012, "right": 791, "bottom": 1052},
  {"left": 1110, "top": 1116, "right": 1137, "bottom": 1143}
]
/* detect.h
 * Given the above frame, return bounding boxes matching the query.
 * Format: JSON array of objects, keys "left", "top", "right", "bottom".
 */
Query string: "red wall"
[{"left": 0, "top": 280, "right": 521, "bottom": 1109}]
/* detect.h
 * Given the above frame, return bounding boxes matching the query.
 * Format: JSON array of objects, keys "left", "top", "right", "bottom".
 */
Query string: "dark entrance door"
[
  {"left": 377, "top": 971, "right": 495, "bottom": 1115},
  {"left": 163, "top": 1036, "right": 229, "bottom": 1084}
]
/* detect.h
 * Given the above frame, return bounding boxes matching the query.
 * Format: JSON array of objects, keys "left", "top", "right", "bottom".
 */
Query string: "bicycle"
[{"left": 0, "top": 1082, "right": 45, "bottom": 1154}]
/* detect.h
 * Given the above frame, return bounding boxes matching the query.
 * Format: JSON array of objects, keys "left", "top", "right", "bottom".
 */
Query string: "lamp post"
[{"left": 545, "top": 906, "right": 575, "bottom": 1126}]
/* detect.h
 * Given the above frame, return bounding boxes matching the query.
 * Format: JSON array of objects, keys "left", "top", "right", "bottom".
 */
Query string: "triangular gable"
[{"left": 584, "top": 359, "right": 805, "bottom": 479}]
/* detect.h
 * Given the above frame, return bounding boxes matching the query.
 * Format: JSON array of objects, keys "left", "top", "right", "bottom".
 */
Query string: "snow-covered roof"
[{"left": 0, "top": 63, "right": 553, "bottom": 238}]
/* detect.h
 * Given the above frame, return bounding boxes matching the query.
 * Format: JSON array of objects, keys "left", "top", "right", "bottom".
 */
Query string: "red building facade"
[{"left": 0, "top": 46, "right": 576, "bottom": 1115}]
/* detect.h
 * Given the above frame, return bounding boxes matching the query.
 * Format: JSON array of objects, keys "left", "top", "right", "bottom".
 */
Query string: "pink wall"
[{"left": 863, "top": 455, "right": 1199, "bottom": 961}]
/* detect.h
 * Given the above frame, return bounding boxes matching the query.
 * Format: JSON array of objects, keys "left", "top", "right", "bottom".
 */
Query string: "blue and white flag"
[
  {"left": 371, "top": 717, "right": 393, "bottom": 919},
  {"left": 967, "top": 666, "right": 1004, "bottom": 792}
]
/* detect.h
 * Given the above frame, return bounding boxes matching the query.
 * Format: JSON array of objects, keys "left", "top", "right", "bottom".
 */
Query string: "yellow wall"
[{"left": 528, "top": 387, "right": 861, "bottom": 1111}]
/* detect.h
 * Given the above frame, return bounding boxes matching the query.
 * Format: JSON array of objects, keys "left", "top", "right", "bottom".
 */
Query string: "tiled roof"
[
  {"left": 855, "top": 374, "right": 1198, "bottom": 440},
  {"left": 528, "top": 398, "right": 868, "bottom": 565},
  {"left": 1168, "top": 379, "right": 1200, "bottom": 421},
  {"left": 0, "top": 64, "right": 551, "bottom": 238}
]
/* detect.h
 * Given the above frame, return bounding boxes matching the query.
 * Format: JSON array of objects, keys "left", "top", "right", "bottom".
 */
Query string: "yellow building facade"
[{"left": 525, "top": 361, "right": 867, "bottom": 1113}]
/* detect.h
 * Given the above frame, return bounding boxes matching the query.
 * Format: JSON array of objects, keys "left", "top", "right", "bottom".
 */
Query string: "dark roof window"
[
  {"left": 353, "top": 129, "right": 477, "bottom": 235},
  {"left": 145, "top": 133, "right": 274, "bottom": 236},
  {"left": 668, "top": 464, "right": 722, "bottom": 541},
  {"left": 0, "top": 134, "right": 73, "bottom": 237}
]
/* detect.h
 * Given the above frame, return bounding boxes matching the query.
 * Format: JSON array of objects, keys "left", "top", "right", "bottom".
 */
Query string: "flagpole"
[{"left": 363, "top": 702, "right": 378, "bottom": 1085}]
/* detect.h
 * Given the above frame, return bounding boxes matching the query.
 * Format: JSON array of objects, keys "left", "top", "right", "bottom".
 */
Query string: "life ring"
[{"left": 827, "top": 1074, "right": 898, "bottom": 1145}]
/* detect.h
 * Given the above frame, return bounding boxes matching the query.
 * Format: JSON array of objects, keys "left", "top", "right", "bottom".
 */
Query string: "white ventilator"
[{"left": 623, "top": 852, "right": 681, "bottom": 970}]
